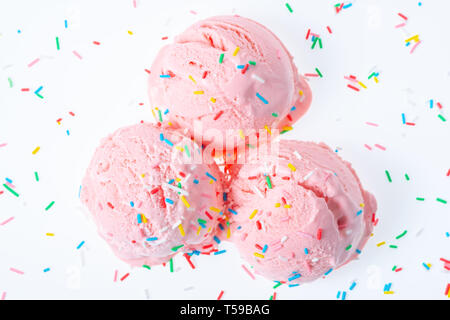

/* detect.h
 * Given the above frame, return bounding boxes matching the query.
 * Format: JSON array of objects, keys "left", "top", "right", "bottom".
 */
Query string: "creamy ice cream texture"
[
  {"left": 148, "top": 15, "right": 312, "bottom": 152},
  {"left": 227, "top": 140, "right": 377, "bottom": 283},
  {"left": 80, "top": 123, "right": 224, "bottom": 266}
]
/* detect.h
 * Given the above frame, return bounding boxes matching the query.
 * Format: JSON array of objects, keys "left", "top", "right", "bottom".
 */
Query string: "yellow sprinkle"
[
  {"left": 360, "top": 203, "right": 365, "bottom": 208},
  {"left": 374, "top": 77, "right": 379, "bottom": 83},
  {"left": 275, "top": 203, "right": 281, "bottom": 208},
  {"left": 141, "top": 173, "right": 145, "bottom": 178},
  {"left": 233, "top": 47, "right": 240, "bottom": 56},
  {"left": 288, "top": 163, "right": 296, "bottom": 172},
  {"left": 249, "top": 209, "right": 258, "bottom": 219},
  {"left": 180, "top": 196, "right": 190, "bottom": 208},
  {"left": 209, "top": 179, "right": 214, "bottom": 184},
  {"left": 384, "top": 291, "right": 394, "bottom": 294},
  {"left": 358, "top": 81, "right": 367, "bottom": 89},
  {"left": 197, "top": 226, "right": 201, "bottom": 235},
  {"left": 209, "top": 207, "right": 221, "bottom": 213},
  {"left": 32, "top": 146, "right": 40, "bottom": 155},
  {"left": 176, "top": 178, "right": 181, "bottom": 182},
  {"left": 194, "top": 90, "right": 204, "bottom": 95},
  {"left": 284, "top": 205, "right": 291, "bottom": 209},
  {"left": 282, "top": 126, "right": 293, "bottom": 131},
  {"left": 168, "top": 122, "right": 173, "bottom": 126},
  {"left": 206, "top": 227, "right": 212, "bottom": 234},
  {"left": 210, "top": 97, "right": 216, "bottom": 103},
  {"left": 264, "top": 125, "right": 272, "bottom": 135},
  {"left": 151, "top": 109, "right": 157, "bottom": 122},
  {"left": 427, "top": 263, "right": 432, "bottom": 268},
  {"left": 176, "top": 146, "right": 184, "bottom": 152},
  {"left": 46, "top": 233, "right": 54, "bottom": 237},
  {"left": 377, "top": 241, "right": 386, "bottom": 247},
  {"left": 178, "top": 224, "right": 185, "bottom": 237},
  {"left": 239, "top": 129, "right": 245, "bottom": 140},
  {"left": 227, "top": 228, "right": 231, "bottom": 239},
  {"left": 254, "top": 252, "right": 264, "bottom": 258},
  {"left": 142, "top": 215, "right": 148, "bottom": 224},
  {"left": 128, "top": 30, "right": 133, "bottom": 35},
  {"left": 299, "top": 90, "right": 304, "bottom": 96},
  {"left": 188, "top": 75, "right": 196, "bottom": 84},
  {"left": 405, "top": 35, "right": 419, "bottom": 43}
]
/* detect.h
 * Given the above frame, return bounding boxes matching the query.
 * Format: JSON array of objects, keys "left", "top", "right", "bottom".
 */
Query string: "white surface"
[{"left": 0, "top": 0, "right": 449, "bottom": 300}]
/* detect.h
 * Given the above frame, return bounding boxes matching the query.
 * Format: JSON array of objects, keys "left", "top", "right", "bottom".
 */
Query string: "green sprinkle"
[
  {"left": 311, "top": 37, "right": 319, "bottom": 49},
  {"left": 438, "top": 114, "right": 446, "bottom": 122},
  {"left": 34, "top": 172, "right": 39, "bottom": 182},
  {"left": 318, "top": 38, "right": 323, "bottom": 49},
  {"left": 56, "top": 36, "right": 60, "bottom": 50},
  {"left": 248, "top": 60, "right": 256, "bottom": 66},
  {"left": 266, "top": 175, "right": 272, "bottom": 189},
  {"left": 416, "top": 197, "right": 425, "bottom": 201},
  {"left": 169, "top": 258, "right": 174, "bottom": 273},
  {"left": 36, "top": 93, "right": 44, "bottom": 99},
  {"left": 269, "top": 295, "right": 273, "bottom": 300},
  {"left": 436, "top": 198, "right": 447, "bottom": 204},
  {"left": 198, "top": 218, "right": 207, "bottom": 225},
  {"left": 219, "top": 53, "right": 224, "bottom": 64},
  {"left": 142, "top": 265, "right": 151, "bottom": 270},
  {"left": 345, "top": 244, "right": 352, "bottom": 251},
  {"left": 158, "top": 109, "right": 163, "bottom": 122},
  {"left": 171, "top": 244, "right": 184, "bottom": 252},
  {"left": 285, "top": 3, "right": 293, "bottom": 12},
  {"left": 389, "top": 245, "right": 398, "bottom": 249},
  {"left": 280, "top": 130, "right": 289, "bottom": 134},
  {"left": 368, "top": 72, "right": 376, "bottom": 79},
  {"left": 272, "top": 113, "right": 278, "bottom": 117},
  {"left": 315, "top": 67, "right": 323, "bottom": 78},
  {"left": 405, "top": 173, "right": 410, "bottom": 181},
  {"left": 396, "top": 230, "right": 407, "bottom": 239},
  {"left": 385, "top": 170, "right": 392, "bottom": 182},
  {"left": 45, "top": 201, "right": 55, "bottom": 211},
  {"left": 392, "top": 265, "right": 397, "bottom": 271},
  {"left": 3, "top": 184, "right": 19, "bottom": 197},
  {"left": 184, "top": 145, "right": 191, "bottom": 158},
  {"left": 8, "top": 77, "right": 13, "bottom": 88},
  {"left": 273, "top": 282, "right": 282, "bottom": 289}
]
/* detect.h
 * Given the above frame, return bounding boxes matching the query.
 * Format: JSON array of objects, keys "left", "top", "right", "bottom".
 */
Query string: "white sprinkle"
[
  {"left": 293, "top": 151, "right": 302, "bottom": 160},
  {"left": 163, "top": 183, "right": 189, "bottom": 196},
  {"left": 281, "top": 235, "right": 288, "bottom": 243},
  {"left": 160, "top": 226, "right": 168, "bottom": 233},
  {"left": 278, "top": 255, "right": 288, "bottom": 261},
  {"left": 303, "top": 170, "right": 315, "bottom": 181},
  {"left": 311, "top": 258, "right": 319, "bottom": 263},
  {"left": 252, "top": 185, "right": 265, "bottom": 198},
  {"left": 251, "top": 74, "right": 265, "bottom": 83}
]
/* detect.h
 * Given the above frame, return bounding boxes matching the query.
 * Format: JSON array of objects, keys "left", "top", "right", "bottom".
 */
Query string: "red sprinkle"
[
  {"left": 445, "top": 284, "right": 450, "bottom": 296},
  {"left": 317, "top": 228, "right": 322, "bottom": 240},
  {"left": 107, "top": 202, "right": 114, "bottom": 209},
  {"left": 398, "top": 13, "right": 408, "bottom": 20},
  {"left": 205, "top": 211, "right": 213, "bottom": 220},
  {"left": 241, "top": 64, "right": 249, "bottom": 74},
  {"left": 21, "top": 88, "right": 30, "bottom": 92},
  {"left": 255, "top": 244, "right": 263, "bottom": 250},
  {"left": 150, "top": 187, "right": 159, "bottom": 194},
  {"left": 395, "top": 268, "right": 403, "bottom": 272},
  {"left": 161, "top": 36, "right": 168, "bottom": 40},
  {"left": 437, "top": 102, "right": 443, "bottom": 109},
  {"left": 203, "top": 244, "right": 213, "bottom": 249},
  {"left": 287, "top": 114, "right": 293, "bottom": 122},
  {"left": 347, "top": 84, "right": 360, "bottom": 92},
  {"left": 120, "top": 273, "right": 130, "bottom": 281},
  {"left": 446, "top": 169, "right": 450, "bottom": 177},
  {"left": 93, "top": 41, "right": 101, "bottom": 45},
  {"left": 405, "top": 122, "right": 416, "bottom": 126},
  {"left": 256, "top": 221, "right": 262, "bottom": 230},
  {"left": 306, "top": 29, "right": 311, "bottom": 40},
  {"left": 327, "top": 26, "right": 332, "bottom": 34},
  {"left": 202, "top": 71, "right": 208, "bottom": 79},
  {"left": 217, "top": 290, "right": 224, "bottom": 300},
  {"left": 273, "top": 292, "right": 277, "bottom": 300},
  {"left": 184, "top": 254, "right": 195, "bottom": 269},
  {"left": 69, "top": 112, "right": 75, "bottom": 116},
  {"left": 144, "top": 69, "right": 151, "bottom": 74},
  {"left": 179, "top": 172, "right": 186, "bottom": 178},
  {"left": 213, "top": 111, "right": 224, "bottom": 121}
]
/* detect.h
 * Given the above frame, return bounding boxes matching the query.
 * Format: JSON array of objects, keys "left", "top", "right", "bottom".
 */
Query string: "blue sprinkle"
[
  {"left": 213, "top": 236, "right": 221, "bottom": 244},
  {"left": 146, "top": 237, "right": 158, "bottom": 241},
  {"left": 337, "top": 291, "right": 341, "bottom": 299},
  {"left": 137, "top": 214, "right": 142, "bottom": 224},
  {"left": 422, "top": 262, "right": 430, "bottom": 270},
  {"left": 168, "top": 179, "right": 175, "bottom": 184},
  {"left": 262, "top": 245, "right": 268, "bottom": 253},
  {"left": 193, "top": 179, "right": 199, "bottom": 184},
  {"left": 164, "top": 109, "right": 169, "bottom": 115},
  {"left": 406, "top": 42, "right": 411, "bottom": 47},
  {"left": 163, "top": 139, "right": 174, "bottom": 147},
  {"left": 218, "top": 224, "right": 224, "bottom": 231},
  {"left": 430, "top": 99, "right": 434, "bottom": 109},
  {"left": 343, "top": 3, "right": 352, "bottom": 9},
  {"left": 165, "top": 198, "right": 174, "bottom": 205},
  {"left": 35, "top": 86, "right": 43, "bottom": 94},
  {"left": 5, "top": 178, "right": 12, "bottom": 184},
  {"left": 206, "top": 172, "right": 217, "bottom": 181},
  {"left": 402, "top": 113, "right": 406, "bottom": 124},
  {"left": 288, "top": 284, "right": 299, "bottom": 288},
  {"left": 228, "top": 208, "right": 238, "bottom": 215},
  {"left": 214, "top": 250, "right": 226, "bottom": 255},
  {"left": 446, "top": 232, "right": 449, "bottom": 237},
  {"left": 223, "top": 192, "right": 227, "bottom": 201},
  {"left": 64, "top": 20, "right": 68, "bottom": 28},
  {"left": 66, "top": 130, "right": 70, "bottom": 136},
  {"left": 76, "top": 241, "right": 85, "bottom": 250},
  {"left": 237, "top": 226, "right": 242, "bottom": 230},
  {"left": 130, "top": 201, "right": 134, "bottom": 207},
  {"left": 237, "top": 65, "right": 245, "bottom": 69},
  {"left": 192, "top": 250, "right": 200, "bottom": 256},
  {"left": 342, "top": 291, "right": 347, "bottom": 300},
  {"left": 349, "top": 282, "right": 357, "bottom": 290},
  {"left": 199, "top": 223, "right": 206, "bottom": 229},
  {"left": 159, "top": 133, "right": 164, "bottom": 141},
  {"left": 256, "top": 92, "right": 269, "bottom": 104},
  {"left": 304, "top": 248, "right": 309, "bottom": 255},
  {"left": 324, "top": 268, "right": 333, "bottom": 276},
  {"left": 355, "top": 249, "right": 362, "bottom": 254},
  {"left": 160, "top": 74, "right": 171, "bottom": 78},
  {"left": 290, "top": 106, "right": 296, "bottom": 111},
  {"left": 288, "top": 273, "right": 301, "bottom": 281},
  {"left": 356, "top": 210, "right": 363, "bottom": 216},
  {"left": 43, "top": 268, "right": 50, "bottom": 273}
]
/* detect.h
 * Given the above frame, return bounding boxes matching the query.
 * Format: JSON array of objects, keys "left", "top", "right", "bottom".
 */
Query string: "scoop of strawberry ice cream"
[
  {"left": 80, "top": 123, "right": 224, "bottom": 266},
  {"left": 147, "top": 15, "right": 312, "bottom": 153},
  {"left": 227, "top": 140, "right": 376, "bottom": 283}
]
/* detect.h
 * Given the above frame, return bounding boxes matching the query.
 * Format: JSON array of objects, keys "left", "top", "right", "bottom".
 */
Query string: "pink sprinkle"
[
  {"left": 72, "top": 50, "right": 83, "bottom": 60},
  {"left": 395, "top": 23, "right": 406, "bottom": 28},
  {"left": 297, "top": 231, "right": 314, "bottom": 239},
  {"left": 10, "top": 268, "right": 24, "bottom": 275},
  {"left": 364, "top": 144, "right": 373, "bottom": 150},
  {"left": 277, "top": 50, "right": 281, "bottom": 59},
  {"left": 311, "top": 32, "right": 320, "bottom": 38},
  {"left": 190, "top": 10, "right": 197, "bottom": 15},
  {"left": 28, "top": 58, "right": 40, "bottom": 68},
  {"left": 344, "top": 76, "right": 359, "bottom": 83},
  {"left": 410, "top": 41, "right": 422, "bottom": 54},
  {"left": 5, "top": 182, "right": 15, "bottom": 189},
  {"left": 0, "top": 217, "right": 14, "bottom": 226},
  {"left": 133, "top": 0, "right": 137, "bottom": 8},
  {"left": 1, "top": 292, "right": 6, "bottom": 300},
  {"left": 374, "top": 144, "right": 386, "bottom": 151},
  {"left": 0, "top": 143, "right": 7, "bottom": 148},
  {"left": 241, "top": 265, "right": 256, "bottom": 280},
  {"left": 304, "top": 73, "right": 320, "bottom": 78},
  {"left": 114, "top": 270, "right": 118, "bottom": 282},
  {"left": 366, "top": 122, "right": 379, "bottom": 127}
]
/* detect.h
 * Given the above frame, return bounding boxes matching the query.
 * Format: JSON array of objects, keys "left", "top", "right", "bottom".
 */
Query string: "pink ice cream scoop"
[
  {"left": 80, "top": 123, "right": 224, "bottom": 266},
  {"left": 147, "top": 15, "right": 312, "bottom": 153},
  {"left": 227, "top": 140, "right": 377, "bottom": 283}
]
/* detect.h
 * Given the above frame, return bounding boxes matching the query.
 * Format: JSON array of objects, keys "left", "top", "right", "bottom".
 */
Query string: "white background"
[{"left": 0, "top": 0, "right": 449, "bottom": 300}]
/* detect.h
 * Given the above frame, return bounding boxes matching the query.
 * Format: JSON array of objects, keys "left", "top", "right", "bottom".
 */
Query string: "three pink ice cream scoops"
[{"left": 81, "top": 15, "right": 377, "bottom": 284}]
